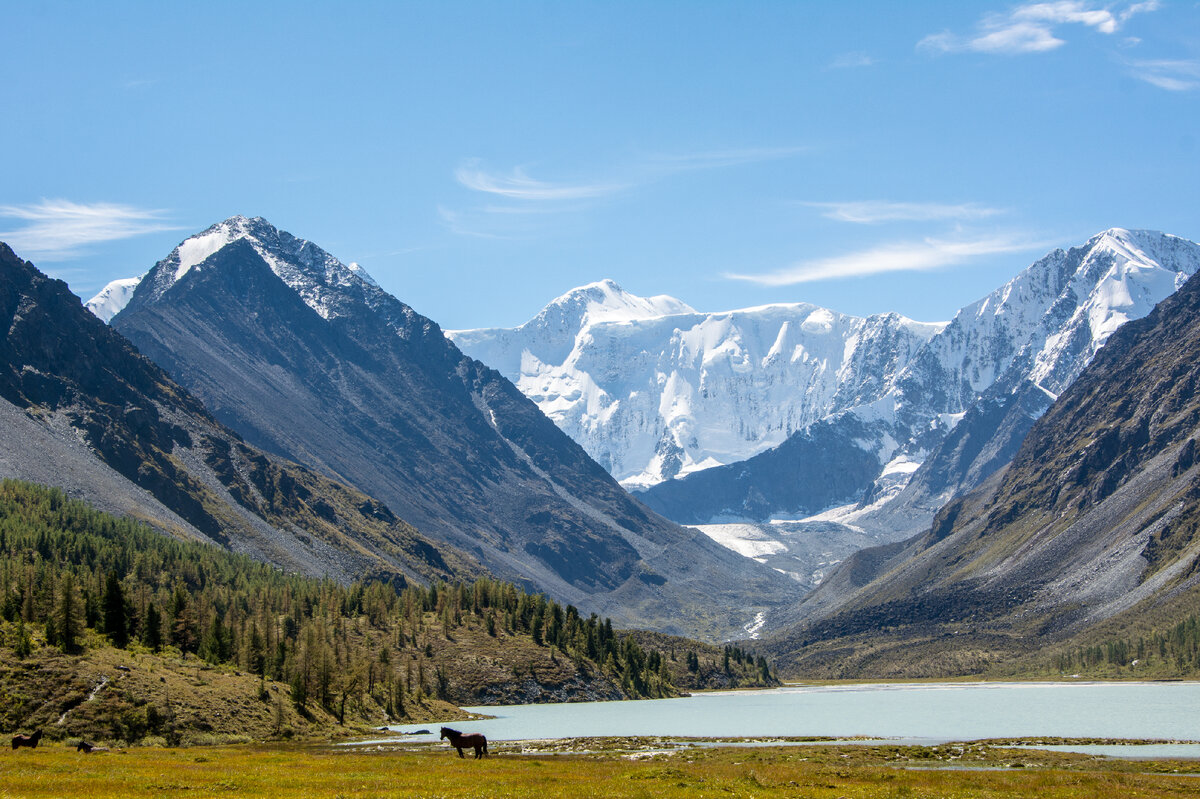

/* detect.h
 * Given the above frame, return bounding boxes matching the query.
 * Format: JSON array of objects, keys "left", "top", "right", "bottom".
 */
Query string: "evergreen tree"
[
  {"left": 143, "top": 602, "right": 163, "bottom": 651},
  {"left": 55, "top": 572, "right": 85, "bottom": 653},
  {"left": 103, "top": 571, "right": 128, "bottom": 648}
]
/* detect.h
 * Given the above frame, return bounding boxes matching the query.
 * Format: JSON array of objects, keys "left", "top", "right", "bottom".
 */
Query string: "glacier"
[{"left": 449, "top": 229, "right": 1200, "bottom": 520}]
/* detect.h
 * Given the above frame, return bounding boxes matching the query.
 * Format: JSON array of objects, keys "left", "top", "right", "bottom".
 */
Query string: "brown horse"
[
  {"left": 12, "top": 730, "right": 42, "bottom": 750},
  {"left": 439, "top": 726, "right": 488, "bottom": 758},
  {"left": 76, "top": 740, "right": 110, "bottom": 753}
]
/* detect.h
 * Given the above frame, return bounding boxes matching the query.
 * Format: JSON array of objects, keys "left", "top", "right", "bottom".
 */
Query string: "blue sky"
[{"left": 3, "top": 1, "right": 1198, "bottom": 329}]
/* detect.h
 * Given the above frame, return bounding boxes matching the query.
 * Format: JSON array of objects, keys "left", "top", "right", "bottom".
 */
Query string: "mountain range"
[
  {"left": 96, "top": 217, "right": 797, "bottom": 638},
  {"left": 449, "top": 230, "right": 1200, "bottom": 586},
  {"left": 765, "top": 260, "right": 1200, "bottom": 677}
]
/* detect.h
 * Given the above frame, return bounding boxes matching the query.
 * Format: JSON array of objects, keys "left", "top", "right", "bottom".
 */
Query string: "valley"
[{"left": 4, "top": 218, "right": 1200, "bottom": 755}]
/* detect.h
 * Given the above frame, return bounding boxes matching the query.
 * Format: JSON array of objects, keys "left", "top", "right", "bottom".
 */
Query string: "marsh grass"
[{"left": 3, "top": 740, "right": 1198, "bottom": 798}]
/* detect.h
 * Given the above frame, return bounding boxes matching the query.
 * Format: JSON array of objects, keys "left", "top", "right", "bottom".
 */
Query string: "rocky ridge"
[
  {"left": 0, "top": 241, "right": 475, "bottom": 585},
  {"left": 106, "top": 218, "right": 798, "bottom": 639}
]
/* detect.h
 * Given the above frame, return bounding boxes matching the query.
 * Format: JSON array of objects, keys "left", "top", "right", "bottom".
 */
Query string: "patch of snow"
[
  {"left": 742, "top": 611, "right": 767, "bottom": 639},
  {"left": 175, "top": 227, "right": 238, "bottom": 281},
  {"left": 85, "top": 276, "right": 143, "bottom": 322},
  {"left": 694, "top": 523, "right": 789, "bottom": 559}
]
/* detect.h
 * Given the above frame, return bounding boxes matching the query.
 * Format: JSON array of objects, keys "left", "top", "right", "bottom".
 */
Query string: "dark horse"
[
  {"left": 440, "top": 726, "right": 488, "bottom": 758},
  {"left": 12, "top": 730, "right": 42, "bottom": 750}
]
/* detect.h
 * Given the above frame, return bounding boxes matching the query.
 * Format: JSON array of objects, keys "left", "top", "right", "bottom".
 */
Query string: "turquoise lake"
[{"left": 384, "top": 681, "right": 1200, "bottom": 745}]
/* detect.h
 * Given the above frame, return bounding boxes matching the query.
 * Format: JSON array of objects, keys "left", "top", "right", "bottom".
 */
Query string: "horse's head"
[{"left": 439, "top": 727, "right": 452, "bottom": 740}]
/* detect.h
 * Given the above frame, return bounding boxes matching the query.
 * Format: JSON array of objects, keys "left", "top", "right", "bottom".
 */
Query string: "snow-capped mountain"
[
  {"left": 451, "top": 229, "right": 1200, "bottom": 527},
  {"left": 450, "top": 283, "right": 943, "bottom": 488},
  {"left": 101, "top": 216, "right": 798, "bottom": 638}
]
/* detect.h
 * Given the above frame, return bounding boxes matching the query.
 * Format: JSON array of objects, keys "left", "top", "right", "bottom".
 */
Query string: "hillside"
[
  {"left": 0, "top": 480, "right": 745, "bottom": 745},
  {"left": 0, "top": 242, "right": 476, "bottom": 586},
  {"left": 766, "top": 267, "right": 1200, "bottom": 678},
  {"left": 107, "top": 217, "right": 798, "bottom": 638}
]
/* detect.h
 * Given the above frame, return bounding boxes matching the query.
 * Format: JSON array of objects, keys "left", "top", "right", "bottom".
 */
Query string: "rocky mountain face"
[
  {"left": 766, "top": 266, "right": 1200, "bottom": 677},
  {"left": 0, "top": 242, "right": 473, "bottom": 586},
  {"left": 106, "top": 217, "right": 797, "bottom": 639}
]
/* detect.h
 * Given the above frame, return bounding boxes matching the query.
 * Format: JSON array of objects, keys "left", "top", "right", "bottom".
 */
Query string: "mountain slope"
[
  {"left": 767, "top": 266, "right": 1200, "bottom": 677},
  {"left": 109, "top": 217, "right": 797, "bottom": 638},
  {"left": 0, "top": 242, "right": 474, "bottom": 586}
]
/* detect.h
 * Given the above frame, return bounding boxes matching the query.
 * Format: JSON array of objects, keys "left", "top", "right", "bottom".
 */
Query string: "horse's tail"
[{"left": 483, "top": 737, "right": 489, "bottom": 756}]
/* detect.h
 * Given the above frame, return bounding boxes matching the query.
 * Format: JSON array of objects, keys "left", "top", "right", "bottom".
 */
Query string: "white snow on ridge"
[
  {"left": 451, "top": 290, "right": 943, "bottom": 488},
  {"left": 175, "top": 227, "right": 237, "bottom": 282},
  {"left": 85, "top": 276, "right": 143, "bottom": 323},
  {"left": 449, "top": 230, "right": 1200, "bottom": 498},
  {"left": 89, "top": 216, "right": 383, "bottom": 325}
]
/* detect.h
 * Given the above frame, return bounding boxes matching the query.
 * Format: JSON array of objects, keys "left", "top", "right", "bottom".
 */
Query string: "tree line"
[
  {"left": 0, "top": 479, "right": 689, "bottom": 727},
  {"left": 1054, "top": 614, "right": 1200, "bottom": 676}
]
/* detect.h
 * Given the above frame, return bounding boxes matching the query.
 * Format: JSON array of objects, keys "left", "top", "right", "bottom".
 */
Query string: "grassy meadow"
[{"left": 3, "top": 738, "right": 1200, "bottom": 798}]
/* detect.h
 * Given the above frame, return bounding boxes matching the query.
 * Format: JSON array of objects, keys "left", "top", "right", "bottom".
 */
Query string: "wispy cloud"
[
  {"left": 804, "top": 200, "right": 1003, "bottom": 224},
  {"left": 919, "top": 1, "right": 1160, "bottom": 55},
  {"left": 1126, "top": 58, "right": 1200, "bottom": 91},
  {"left": 455, "top": 160, "right": 627, "bottom": 201},
  {"left": 0, "top": 200, "right": 181, "bottom": 261},
  {"left": 444, "top": 147, "right": 805, "bottom": 237},
  {"left": 724, "top": 234, "right": 1044, "bottom": 286},
  {"left": 826, "top": 51, "right": 876, "bottom": 70}
]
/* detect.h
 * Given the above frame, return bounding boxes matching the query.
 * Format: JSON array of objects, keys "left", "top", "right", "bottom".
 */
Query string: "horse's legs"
[{"left": 456, "top": 745, "right": 465, "bottom": 758}]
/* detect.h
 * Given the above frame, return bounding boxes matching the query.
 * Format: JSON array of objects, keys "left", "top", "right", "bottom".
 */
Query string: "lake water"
[{"left": 384, "top": 682, "right": 1200, "bottom": 746}]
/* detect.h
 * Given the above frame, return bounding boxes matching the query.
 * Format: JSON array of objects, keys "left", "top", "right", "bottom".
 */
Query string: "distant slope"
[
  {"left": 767, "top": 266, "right": 1200, "bottom": 677},
  {"left": 0, "top": 241, "right": 475, "bottom": 586},
  {"left": 109, "top": 218, "right": 797, "bottom": 639}
]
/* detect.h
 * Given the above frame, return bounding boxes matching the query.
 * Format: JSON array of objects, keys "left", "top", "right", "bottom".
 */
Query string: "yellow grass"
[{"left": 2, "top": 740, "right": 1199, "bottom": 799}]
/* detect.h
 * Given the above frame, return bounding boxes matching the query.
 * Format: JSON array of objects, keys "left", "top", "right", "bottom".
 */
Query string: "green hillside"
[{"left": 0, "top": 480, "right": 763, "bottom": 745}]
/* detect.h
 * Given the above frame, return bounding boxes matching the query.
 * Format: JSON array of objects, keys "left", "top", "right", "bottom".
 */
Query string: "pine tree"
[
  {"left": 143, "top": 602, "right": 163, "bottom": 651},
  {"left": 103, "top": 571, "right": 128, "bottom": 648},
  {"left": 55, "top": 572, "right": 85, "bottom": 653}
]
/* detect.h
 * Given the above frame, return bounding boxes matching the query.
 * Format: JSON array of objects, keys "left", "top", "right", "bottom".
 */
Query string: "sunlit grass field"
[{"left": 3, "top": 740, "right": 1199, "bottom": 798}]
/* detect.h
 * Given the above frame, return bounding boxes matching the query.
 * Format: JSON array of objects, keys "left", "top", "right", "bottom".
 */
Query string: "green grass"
[{"left": 3, "top": 740, "right": 1199, "bottom": 798}]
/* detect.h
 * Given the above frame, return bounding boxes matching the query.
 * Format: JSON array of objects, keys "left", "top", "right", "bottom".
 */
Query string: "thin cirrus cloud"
[
  {"left": 804, "top": 200, "right": 1003, "bottom": 224},
  {"left": 454, "top": 160, "right": 628, "bottom": 202},
  {"left": 0, "top": 199, "right": 181, "bottom": 261},
  {"left": 444, "top": 147, "right": 806, "bottom": 237},
  {"left": 919, "top": 1, "right": 1160, "bottom": 55},
  {"left": 454, "top": 147, "right": 806, "bottom": 203},
  {"left": 725, "top": 235, "right": 1044, "bottom": 287},
  {"left": 1126, "top": 59, "right": 1200, "bottom": 91}
]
